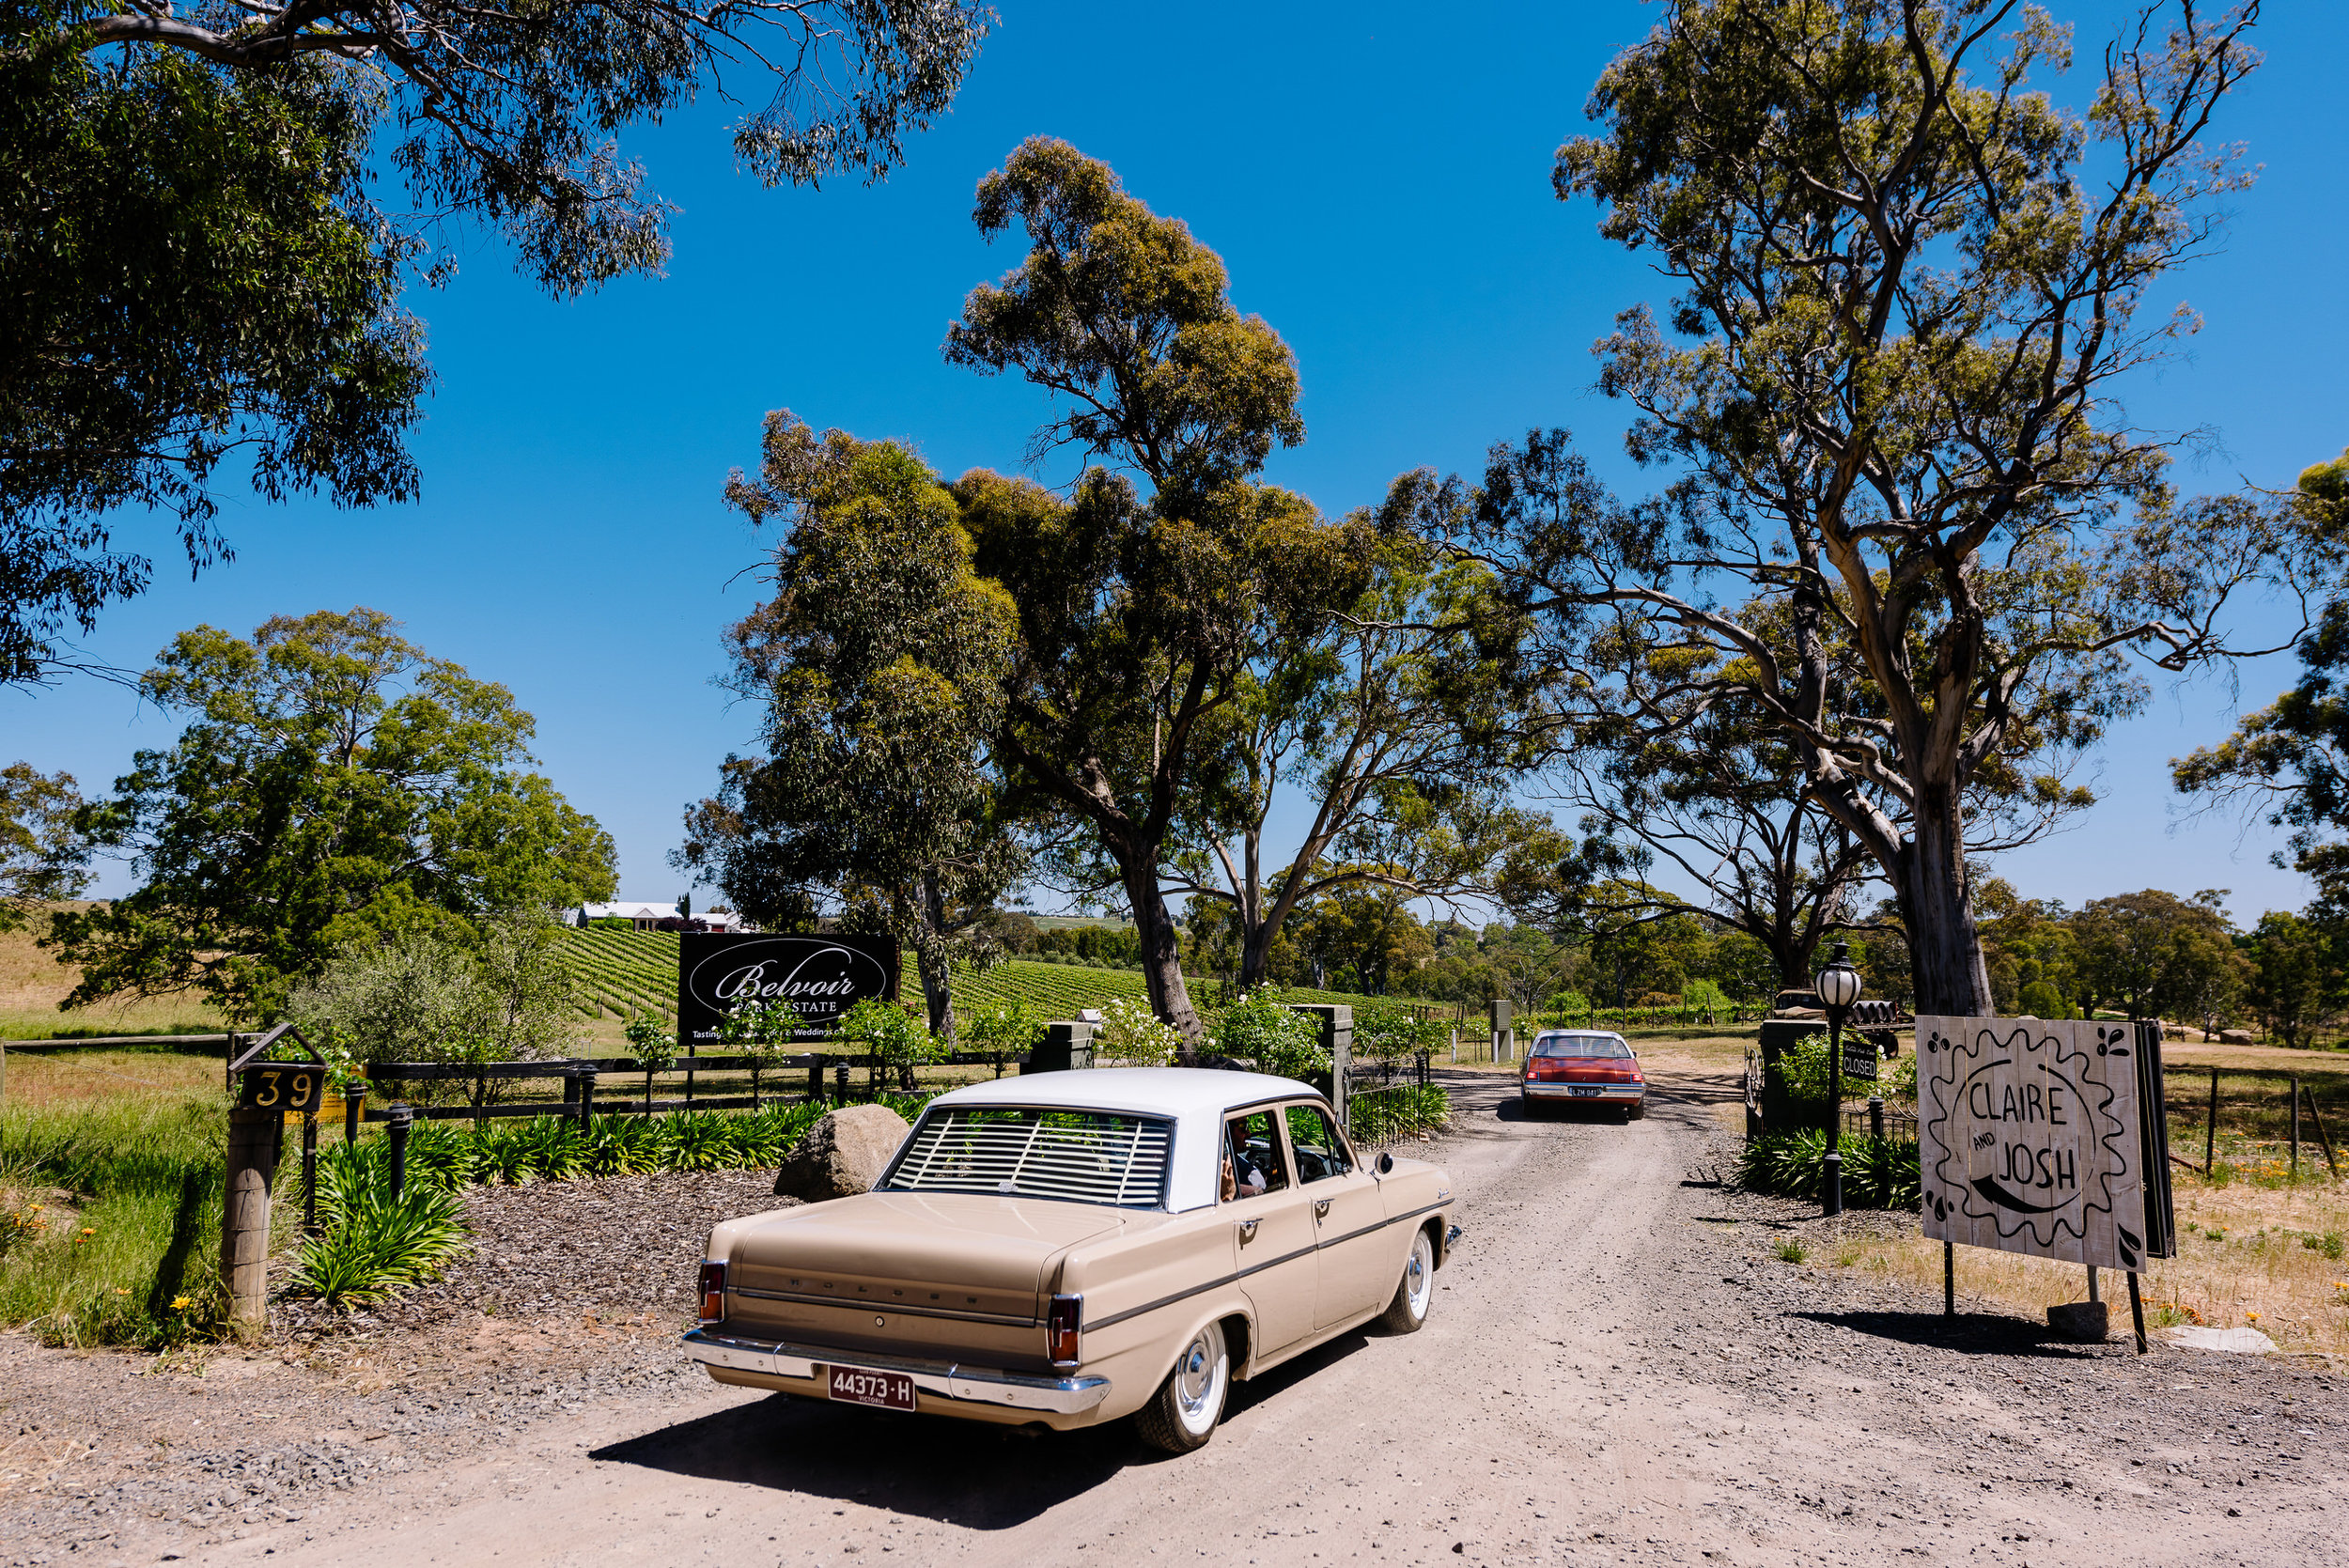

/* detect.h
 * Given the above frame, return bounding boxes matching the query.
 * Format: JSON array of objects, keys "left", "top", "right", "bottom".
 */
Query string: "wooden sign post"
[
  {"left": 220, "top": 1028, "right": 329, "bottom": 1335},
  {"left": 1916, "top": 1016, "right": 2176, "bottom": 1351}
]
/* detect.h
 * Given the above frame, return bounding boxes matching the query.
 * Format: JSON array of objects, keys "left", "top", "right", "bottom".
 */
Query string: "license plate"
[
  {"left": 827, "top": 1366, "right": 916, "bottom": 1412},
  {"left": 1568, "top": 1086, "right": 1600, "bottom": 1097}
]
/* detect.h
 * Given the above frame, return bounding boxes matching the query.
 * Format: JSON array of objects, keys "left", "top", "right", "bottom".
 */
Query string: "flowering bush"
[{"left": 1096, "top": 996, "right": 1181, "bottom": 1066}]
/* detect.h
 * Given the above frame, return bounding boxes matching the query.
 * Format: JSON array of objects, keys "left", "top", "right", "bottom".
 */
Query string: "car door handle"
[
  {"left": 1238, "top": 1219, "right": 1260, "bottom": 1243},
  {"left": 1314, "top": 1199, "right": 1331, "bottom": 1220}
]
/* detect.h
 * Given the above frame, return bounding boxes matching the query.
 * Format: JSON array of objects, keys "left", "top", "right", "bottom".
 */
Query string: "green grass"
[{"left": 0, "top": 1087, "right": 241, "bottom": 1346}]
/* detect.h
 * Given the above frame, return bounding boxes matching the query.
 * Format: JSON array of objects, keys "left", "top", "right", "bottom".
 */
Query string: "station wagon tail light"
[
  {"left": 698, "top": 1261, "right": 726, "bottom": 1324},
  {"left": 1047, "top": 1294, "right": 1082, "bottom": 1368}
]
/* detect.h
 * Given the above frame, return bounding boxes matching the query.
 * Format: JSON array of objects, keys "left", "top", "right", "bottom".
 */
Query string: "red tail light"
[
  {"left": 698, "top": 1260, "right": 726, "bottom": 1324},
  {"left": 1046, "top": 1294, "right": 1082, "bottom": 1368}
]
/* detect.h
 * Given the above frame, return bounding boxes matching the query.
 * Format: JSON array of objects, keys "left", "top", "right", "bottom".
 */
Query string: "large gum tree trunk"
[
  {"left": 1896, "top": 790, "right": 1993, "bottom": 1016},
  {"left": 917, "top": 870, "right": 957, "bottom": 1048},
  {"left": 1122, "top": 862, "right": 1206, "bottom": 1060}
]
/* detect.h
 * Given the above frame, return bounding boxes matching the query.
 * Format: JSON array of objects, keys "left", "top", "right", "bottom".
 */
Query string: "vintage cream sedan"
[{"left": 682, "top": 1067, "right": 1458, "bottom": 1452}]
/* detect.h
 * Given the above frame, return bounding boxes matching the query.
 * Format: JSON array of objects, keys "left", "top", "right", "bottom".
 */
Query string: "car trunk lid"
[{"left": 723, "top": 1192, "right": 1129, "bottom": 1366}]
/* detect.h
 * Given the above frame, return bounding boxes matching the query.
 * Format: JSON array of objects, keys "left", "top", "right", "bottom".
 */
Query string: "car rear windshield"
[
  {"left": 883, "top": 1107, "right": 1173, "bottom": 1207},
  {"left": 1532, "top": 1033, "right": 1630, "bottom": 1058}
]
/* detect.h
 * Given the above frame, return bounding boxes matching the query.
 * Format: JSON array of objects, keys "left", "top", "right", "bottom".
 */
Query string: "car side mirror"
[{"left": 1375, "top": 1151, "right": 1395, "bottom": 1177}]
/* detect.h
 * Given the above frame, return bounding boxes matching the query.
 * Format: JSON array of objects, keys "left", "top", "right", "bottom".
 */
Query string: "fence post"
[
  {"left": 807, "top": 1058, "right": 824, "bottom": 1106},
  {"left": 2291, "top": 1076, "right": 2301, "bottom": 1180},
  {"left": 2205, "top": 1068, "right": 2220, "bottom": 1175},
  {"left": 833, "top": 1063, "right": 848, "bottom": 1104},
  {"left": 302, "top": 1111, "right": 320, "bottom": 1238},
  {"left": 387, "top": 1103, "right": 412, "bottom": 1200},
  {"left": 575, "top": 1065, "right": 598, "bottom": 1133},
  {"left": 1869, "top": 1096, "right": 1885, "bottom": 1142},
  {"left": 220, "top": 1096, "right": 283, "bottom": 1337},
  {"left": 344, "top": 1079, "right": 365, "bottom": 1145}
]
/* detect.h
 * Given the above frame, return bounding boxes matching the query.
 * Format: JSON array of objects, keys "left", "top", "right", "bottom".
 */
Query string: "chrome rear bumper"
[
  {"left": 1520, "top": 1082, "right": 1643, "bottom": 1099},
  {"left": 680, "top": 1327, "right": 1112, "bottom": 1415}
]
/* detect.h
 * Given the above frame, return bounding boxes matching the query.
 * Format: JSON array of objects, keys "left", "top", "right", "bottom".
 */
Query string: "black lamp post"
[{"left": 1813, "top": 940, "right": 1863, "bottom": 1218}]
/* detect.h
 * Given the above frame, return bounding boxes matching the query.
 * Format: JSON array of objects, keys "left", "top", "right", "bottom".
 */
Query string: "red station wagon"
[{"left": 1518, "top": 1031, "right": 1646, "bottom": 1121}]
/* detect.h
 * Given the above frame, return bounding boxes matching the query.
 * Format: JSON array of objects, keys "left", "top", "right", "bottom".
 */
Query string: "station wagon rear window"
[{"left": 884, "top": 1107, "right": 1173, "bottom": 1207}]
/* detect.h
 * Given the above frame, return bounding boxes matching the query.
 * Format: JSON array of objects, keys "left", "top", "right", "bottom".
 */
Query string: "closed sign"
[{"left": 1916, "top": 1017, "right": 2147, "bottom": 1270}]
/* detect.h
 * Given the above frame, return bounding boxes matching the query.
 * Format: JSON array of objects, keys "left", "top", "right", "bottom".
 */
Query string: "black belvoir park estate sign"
[{"left": 677, "top": 932, "right": 900, "bottom": 1049}]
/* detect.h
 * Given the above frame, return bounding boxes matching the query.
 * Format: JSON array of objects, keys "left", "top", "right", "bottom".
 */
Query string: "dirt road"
[{"left": 9, "top": 1069, "right": 2347, "bottom": 1567}]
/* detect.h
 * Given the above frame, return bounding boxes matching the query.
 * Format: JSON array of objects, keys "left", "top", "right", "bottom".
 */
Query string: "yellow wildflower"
[{"left": 170, "top": 1296, "right": 193, "bottom": 1312}]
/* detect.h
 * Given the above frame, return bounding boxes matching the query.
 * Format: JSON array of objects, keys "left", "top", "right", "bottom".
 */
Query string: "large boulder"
[
  {"left": 772, "top": 1104, "right": 912, "bottom": 1201},
  {"left": 2218, "top": 1028, "right": 2259, "bottom": 1046}
]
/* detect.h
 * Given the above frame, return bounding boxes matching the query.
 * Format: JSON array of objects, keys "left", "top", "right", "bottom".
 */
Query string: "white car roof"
[{"left": 924, "top": 1067, "right": 1324, "bottom": 1212}]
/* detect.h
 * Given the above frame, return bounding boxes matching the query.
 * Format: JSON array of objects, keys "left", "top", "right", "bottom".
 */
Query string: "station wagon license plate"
[
  {"left": 1568, "top": 1086, "right": 1601, "bottom": 1097},
  {"left": 827, "top": 1366, "right": 916, "bottom": 1412}
]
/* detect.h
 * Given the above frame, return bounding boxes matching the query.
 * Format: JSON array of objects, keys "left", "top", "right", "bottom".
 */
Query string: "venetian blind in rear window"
[{"left": 884, "top": 1108, "right": 1173, "bottom": 1208}]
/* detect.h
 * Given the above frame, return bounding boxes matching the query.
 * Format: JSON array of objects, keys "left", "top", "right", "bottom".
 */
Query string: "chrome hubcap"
[
  {"left": 1174, "top": 1326, "right": 1222, "bottom": 1425},
  {"left": 1406, "top": 1234, "right": 1433, "bottom": 1315}
]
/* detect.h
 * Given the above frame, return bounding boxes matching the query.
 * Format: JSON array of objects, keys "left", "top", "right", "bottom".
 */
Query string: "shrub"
[
  {"left": 471, "top": 1121, "right": 538, "bottom": 1185},
  {"left": 287, "top": 1182, "right": 469, "bottom": 1310},
  {"left": 1735, "top": 1129, "right": 1921, "bottom": 1209},
  {"left": 1346, "top": 1085, "right": 1450, "bottom": 1145},
  {"left": 718, "top": 998, "right": 801, "bottom": 1102},
  {"left": 1096, "top": 995, "right": 1180, "bottom": 1066},
  {"left": 965, "top": 1001, "right": 1049, "bottom": 1072},
  {"left": 1352, "top": 1006, "right": 1447, "bottom": 1073},
  {"left": 657, "top": 1111, "right": 736, "bottom": 1172},
  {"left": 579, "top": 1113, "right": 660, "bottom": 1176},
  {"left": 835, "top": 999, "right": 939, "bottom": 1090},
  {"left": 1768, "top": 1032, "right": 1917, "bottom": 1116},
  {"left": 1213, "top": 990, "right": 1325, "bottom": 1079},
  {"left": 1681, "top": 979, "right": 1732, "bottom": 1017}
]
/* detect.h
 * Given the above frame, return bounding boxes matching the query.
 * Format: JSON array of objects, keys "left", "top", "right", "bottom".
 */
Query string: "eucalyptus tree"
[
  {"left": 1456, "top": 0, "right": 2311, "bottom": 1014},
  {"left": 4, "top": 0, "right": 988, "bottom": 684},
  {"left": 2173, "top": 446, "right": 2349, "bottom": 908},
  {"left": 677, "top": 415, "right": 1021, "bottom": 1044},
  {"left": 1163, "top": 505, "right": 1556, "bottom": 991},
  {"left": 944, "top": 138, "right": 1377, "bottom": 1051}
]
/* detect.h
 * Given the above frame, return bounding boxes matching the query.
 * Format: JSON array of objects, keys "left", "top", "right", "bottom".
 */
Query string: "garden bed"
[{"left": 275, "top": 1168, "right": 786, "bottom": 1337}]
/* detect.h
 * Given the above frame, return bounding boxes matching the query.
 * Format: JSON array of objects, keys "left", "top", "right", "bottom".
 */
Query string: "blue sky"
[{"left": 11, "top": 0, "right": 2346, "bottom": 930}]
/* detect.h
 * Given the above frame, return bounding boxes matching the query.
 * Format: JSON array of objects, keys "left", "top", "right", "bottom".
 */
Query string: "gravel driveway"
[{"left": 4, "top": 1070, "right": 2344, "bottom": 1567}]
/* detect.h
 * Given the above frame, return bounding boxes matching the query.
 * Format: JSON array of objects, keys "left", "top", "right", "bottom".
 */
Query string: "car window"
[
  {"left": 1532, "top": 1033, "right": 1630, "bottom": 1058},
  {"left": 1221, "top": 1110, "right": 1291, "bottom": 1202},
  {"left": 1283, "top": 1103, "right": 1352, "bottom": 1184}
]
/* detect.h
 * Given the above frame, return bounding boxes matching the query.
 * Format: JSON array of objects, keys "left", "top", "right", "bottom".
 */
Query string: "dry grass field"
[{"left": 0, "top": 919, "right": 227, "bottom": 1040}]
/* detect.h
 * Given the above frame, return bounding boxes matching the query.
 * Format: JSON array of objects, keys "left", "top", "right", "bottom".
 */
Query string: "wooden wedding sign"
[{"left": 1915, "top": 1016, "right": 2173, "bottom": 1273}]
